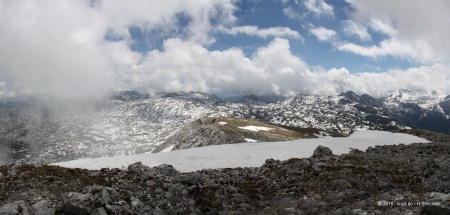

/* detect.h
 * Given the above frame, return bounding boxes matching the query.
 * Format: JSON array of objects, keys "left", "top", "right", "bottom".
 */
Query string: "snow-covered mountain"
[
  {"left": 0, "top": 90, "right": 448, "bottom": 164},
  {"left": 383, "top": 89, "right": 450, "bottom": 134}
]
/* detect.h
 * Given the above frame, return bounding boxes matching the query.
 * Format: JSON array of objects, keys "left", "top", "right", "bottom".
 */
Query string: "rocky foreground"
[{"left": 0, "top": 129, "right": 449, "bottom": 215}]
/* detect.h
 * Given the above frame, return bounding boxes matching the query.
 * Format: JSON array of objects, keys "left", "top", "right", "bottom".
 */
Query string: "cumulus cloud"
[
  {"left": 218, "top": 25, "right": 302, "bottom": 40},
  {"left": 0, "top": 0, "right": 448, "bottom": 100},
  {"left": 0, "top": 0, "right": 237, "bottom": 98},
  {"left": 122, "top": 38, "right": 310, "bottom": 96},
  {"left": 337, "top": 38, "right": 435, "bottom": 62},
  {"left": 343, "top": 0, "right": 450, "bottom": 64},
  {"left": 120, "top": 37, "right": 450, "bottom": 97},
  {"left": 368, "top": 19, "right": 396, "bottom": 36},
  {"left": 303, "top": 0, "right": 334, "bottom": 16},
  {"left": 342, "top": 20, "right": 371, "bottom": 41},
  {"left": 283, "top": 7, "right": 304, "bottom": 20},
  {"left": 339, "top": 64, "right": 450, "bottom": 97},
  {"left": 309, "top": 27, "right": 336, "bottom": 42}
]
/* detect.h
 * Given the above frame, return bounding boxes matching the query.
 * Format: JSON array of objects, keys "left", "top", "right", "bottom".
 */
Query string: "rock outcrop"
[{"left": 0, "top": 129, "right": 449, "bottom": 214}]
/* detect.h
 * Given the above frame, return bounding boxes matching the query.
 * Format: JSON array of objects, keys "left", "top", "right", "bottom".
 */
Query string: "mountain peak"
[
  {"left": 339, "top": 90, "right": 358, "bottom": 98},
  {"left": 339, "top": 90, "right": 360, "bottom": 102}
]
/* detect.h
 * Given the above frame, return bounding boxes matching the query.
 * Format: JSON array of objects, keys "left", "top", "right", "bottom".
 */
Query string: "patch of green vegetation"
[
  {"left": 237, "top": 181, "right": 262, "bottom": 204},
  {"left": 271, "top": 124, "right": 321, "bottom": 134},
  {"left": 15, "top": 164, "right": 36, "bottom": 173},
  {"left": 395, "top": 128, "right": 450, "bottom": 142},
  {"left": 33, "top": 165, "right": 105, "bottom": 186},
  {"left": 270, "top": 123, "right": 347, "bottom": 138},
  {"left": 352, "top": 167, "right": 369, "bottom": 174},
  {"left": 220, "top": 125, "right": 243, "bottom": 136},
  {"left": 0, "top": 165, "right": 8, "bottom": 176},
  {"left": 146, "top": 183, "right": 162, "bottom": 191}
]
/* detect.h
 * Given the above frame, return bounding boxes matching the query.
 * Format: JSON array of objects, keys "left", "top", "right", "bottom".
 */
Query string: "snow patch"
[
  {"left": 160, "top": 144, "right": 175, "bottom": 152},
  {"left": 52, "top": 131, "right": 429, "bottom": 173},
  {"left": 238, "top": 126, "right": 273, "bottom": 132},
  {"left": 218, "top": 121, "right": 227, "bottom": 125},
  {"left": 244, "top": 138, "right": 258, "bottom": 143}
]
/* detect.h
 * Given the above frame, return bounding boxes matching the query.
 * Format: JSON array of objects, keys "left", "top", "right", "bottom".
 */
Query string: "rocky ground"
[{"left": 0, "top": 129, "right": 449, "bottom": 215}]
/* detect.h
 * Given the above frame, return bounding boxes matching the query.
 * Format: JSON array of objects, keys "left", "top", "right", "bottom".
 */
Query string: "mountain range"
[{"left": 0, "top": 89, "right": 449, "bottom": 164}]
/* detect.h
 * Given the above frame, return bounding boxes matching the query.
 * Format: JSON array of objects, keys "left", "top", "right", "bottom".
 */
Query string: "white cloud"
[
  {"left": 126, "top": 38, "right": 450, "bottom": 96},
  {"left": 283, "top": 7, "right": 304, "bottom": 20},
  {"left": 368, "top": 19, "right": 396, "bottom": 36},
  {"left": 310, "top": 27, "right": 336, "bottom": 42},
  {"left": 339, "top": 64, "right": 450, "bottom": 97},
  {"left": 0, "top": 0, "right": 237, "bottom": 98},
  {"left": 343, "top": 0, "right": 450, "bottom": 64},
  {"left": 337, "top": 38, "right": 436, "bottom": 63},
  {"left": 219, "top": 25, "right": 302, "bottom": 40},
  {"left": 342, "top": 20, "right": 371, "bottom": 41},
  {"left": 0, "top": 0, "right": 449, "bottom": 100},
  {"left": 303, "top": 0, "right": 334, "bottom": 16},
  {"left": 124, "top": 38, "right": 310, "bottom": 96}
]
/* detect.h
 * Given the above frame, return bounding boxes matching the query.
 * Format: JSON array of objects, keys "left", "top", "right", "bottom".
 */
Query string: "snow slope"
[{"left": 52, "top": 131, "right": 429, "bottom": 173}]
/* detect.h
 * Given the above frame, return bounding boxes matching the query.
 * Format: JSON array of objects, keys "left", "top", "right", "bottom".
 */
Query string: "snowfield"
[{"left": 52, "top": 131, "right": 429, "bottom": 173}]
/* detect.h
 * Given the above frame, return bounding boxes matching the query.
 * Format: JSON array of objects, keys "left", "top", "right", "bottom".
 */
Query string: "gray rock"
[
  {"left": 30, "top": 200, "right": 55, "bottom": 215},
  {"left": 313, "top": 145, "right": 333, "bottom": 159},
  {"left": 333, "top": 179, "right": 352, "bottom": 191},
  {"left": 164, "top": 192, "right": 172, "bottom": 198},
  {"left": 105, "top": 187, "right": 120, "bottom": 202},
  {"left": 104, "top": 204, "right": 115, "bottom": 213},
  {"left": 351, "top": 208, "right": 367, "bottom": 215},
  {"left": 426, "top": 192, "right": 450, "bottom": 202},
  {"left": 0, "top": 200, "right": 30, "bottom": 215},
  {"left": 153, "top": 206, "right": 163, "bottom": 215},
  {"left": 128, "top": 162, "right": 152, "bottom": 175},
  {"left": 130, "top": 197, "right": 143, "bottom": 207},
  {"left": 60, "top": 192, "right": 93, "bottom": 215},
  {"left": 90, "top": 207, "right": 107, "bottom": 215},
  {"left": 94, "top": 189, "right": 112, "bottom": 206}
]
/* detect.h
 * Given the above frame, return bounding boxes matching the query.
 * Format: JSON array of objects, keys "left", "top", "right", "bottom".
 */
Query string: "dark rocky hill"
[{"left": 0, "top": 129, "right": 449, "bottom": 214}]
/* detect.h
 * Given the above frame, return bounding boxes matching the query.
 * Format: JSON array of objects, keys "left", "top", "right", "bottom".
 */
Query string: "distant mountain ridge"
[
  {"left": 0, "top": 89, "right": 449, "bottom": 164},
  {"left": 383, "top": 89, "right": 450, "bottom": 134}
]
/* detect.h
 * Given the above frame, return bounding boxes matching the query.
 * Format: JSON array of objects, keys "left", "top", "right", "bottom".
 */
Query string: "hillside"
[{"left": 153, "top": 116, "right": 342, "bottom": 153}]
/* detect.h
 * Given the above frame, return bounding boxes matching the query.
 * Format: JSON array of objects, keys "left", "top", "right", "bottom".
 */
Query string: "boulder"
[{"left": 60, "top": 192, "right": 93, "bottom": 215}]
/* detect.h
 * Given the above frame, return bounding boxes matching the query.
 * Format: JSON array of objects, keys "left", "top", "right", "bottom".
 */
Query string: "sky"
[{"left": 0, "top": 0, "right": 449, "bottom": 98}]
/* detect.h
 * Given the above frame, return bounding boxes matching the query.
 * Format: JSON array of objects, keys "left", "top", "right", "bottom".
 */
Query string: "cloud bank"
[
  {"left": 339, "top": 0, "right": 450, "bottom": 64},
  {"left": 0, "top": 0, "right": 449, "bottom": 99}
]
